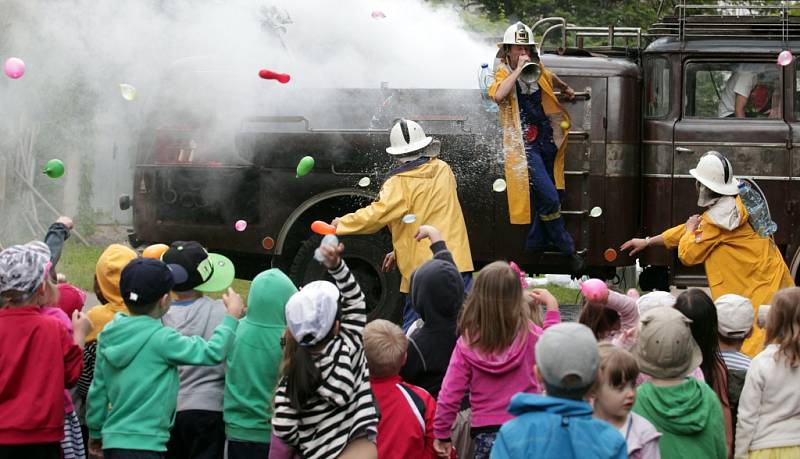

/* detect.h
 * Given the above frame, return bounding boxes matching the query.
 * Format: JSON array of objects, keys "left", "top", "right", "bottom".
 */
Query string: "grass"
[{"left": 59, "top": 241, "right": 579, "bottom": 306}]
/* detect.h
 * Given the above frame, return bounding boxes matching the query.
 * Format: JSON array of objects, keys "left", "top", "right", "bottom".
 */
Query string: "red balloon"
[
  {"left": 258, "top": 69, "right": 291, "bottom": 84},
  {"left": 311, "top": 220, "right": 336, "bottom": 235}
]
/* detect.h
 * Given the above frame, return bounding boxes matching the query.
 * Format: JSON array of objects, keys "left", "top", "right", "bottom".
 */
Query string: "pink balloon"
[
  {"left": 581, "top": 278, "right": 608, "bottom": 303},
  {"left": 4, "top": 57, "right": 25, "bottom": 79},
  {"left": 371, "top": 10, "right": 386, "bottom": 19},
  {"left": 234, "top": 220, "right": 247, "bottom": 232},
  {"left": 778, "top": 50, "right": 794, "bottom": 67}
]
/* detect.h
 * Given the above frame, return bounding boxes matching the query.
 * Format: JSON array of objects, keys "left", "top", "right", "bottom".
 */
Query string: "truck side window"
[
  {"left": 685, "top": 62, "right": 781, "bottom": 119},
  {"left": 645, "top": 57, "right": 670, "bottom": 118},
  {"left": 795, "top": 61, "right": 800, "bottom": 120}
]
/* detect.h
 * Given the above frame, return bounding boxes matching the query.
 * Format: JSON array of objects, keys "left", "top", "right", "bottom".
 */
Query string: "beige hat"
[
  {"left": 632, "top": 307, "right": 702, "bottom": 379},
  {"left": 636, "top": 291, "right": 676, "bottom": 315},
  {"left": 715, "top": 294, "right": 755, "bottom": 338}
]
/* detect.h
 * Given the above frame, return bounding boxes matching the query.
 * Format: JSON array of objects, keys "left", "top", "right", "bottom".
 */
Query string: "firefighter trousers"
[{"left": 524, "top": 143, "right": 575, "bottom": 254}]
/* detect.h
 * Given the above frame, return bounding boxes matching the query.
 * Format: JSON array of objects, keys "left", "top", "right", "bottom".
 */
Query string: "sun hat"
[{"left": 632, "top": 307, "right": 703, "bottom": 379}]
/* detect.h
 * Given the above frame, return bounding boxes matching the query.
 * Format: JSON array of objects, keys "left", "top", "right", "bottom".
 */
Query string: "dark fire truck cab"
[{"left": 123, "top": 3, "right": 800, "bottom": 321}]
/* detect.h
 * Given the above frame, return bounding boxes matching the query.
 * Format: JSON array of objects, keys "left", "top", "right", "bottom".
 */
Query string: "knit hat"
[
  {"left": 285, "top": 281, "right": 340, "bottom": 346},
  {"left": 0, "top": 241, "right": 51, "bottom": 295},
  {"left": 632, "top": 307, "right": 702, "bottom": 379},
  {"left": 715, "top": 294, "right": 755, "bottom": 338},
  {"left": 535, "top": 323, "right": 599, "bottom": 390}
]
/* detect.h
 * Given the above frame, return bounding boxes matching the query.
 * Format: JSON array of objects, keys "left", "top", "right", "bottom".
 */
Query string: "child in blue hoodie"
[
  {"left": 490, "top": 323, "right": 627, "bottom": 459},
  {"left": 87, "top": 258, "right": 244, "bottom": 458}
]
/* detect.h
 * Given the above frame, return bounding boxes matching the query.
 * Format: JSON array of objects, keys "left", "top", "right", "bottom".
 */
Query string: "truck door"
[
  {"left": 785, "top": 60, "right": 800, "bottom": 279},
  {"left": 673, "top": 59, "right": 791, "bottom": 286},
  {"left": 640, "top": 54, "right": 678, "bottom": 274}
]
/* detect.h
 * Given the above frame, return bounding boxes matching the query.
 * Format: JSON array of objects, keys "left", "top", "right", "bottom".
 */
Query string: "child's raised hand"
[
  {"left": 529, "top": 288, "right": 559, "bottom": 311},
  {"left": 319, "top": 242, "right": 344, "bottom": 269},
  {"left": 414, "top": 225, "right": 442, "bottom": 243},
  {"left": 72, "top": 310, "right": 92, "bottom": 339},
  {"left": 222, "top": 287, "right": 246, "bottom": 319}
]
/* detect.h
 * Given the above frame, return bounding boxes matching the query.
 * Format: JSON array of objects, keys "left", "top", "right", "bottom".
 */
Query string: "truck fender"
[{"left": 274, "top": 188, "right": 377, "bottom": 255}]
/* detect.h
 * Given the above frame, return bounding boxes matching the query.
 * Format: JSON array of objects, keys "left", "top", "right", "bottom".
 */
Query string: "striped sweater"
[{"left": 271, "top": 260, "right": 379, "bottom": 459}]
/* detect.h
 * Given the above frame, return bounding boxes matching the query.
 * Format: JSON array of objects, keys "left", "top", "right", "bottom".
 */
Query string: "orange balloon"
[
  {"left": 311, "top": 220, "right": 336, "bottom": 235},
  {"left": 142, "top": 243, "right": 170, "bottom": 260}
]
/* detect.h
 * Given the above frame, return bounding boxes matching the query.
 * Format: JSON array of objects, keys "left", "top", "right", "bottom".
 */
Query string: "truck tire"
[{"left": 289, "top": 232, "right": 404, "bottom": 323}]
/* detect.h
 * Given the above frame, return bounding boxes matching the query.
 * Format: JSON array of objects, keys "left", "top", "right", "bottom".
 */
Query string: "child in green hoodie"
[
  {"left": 87, "top": 258, "right": 245, "bottom": 458},
  {"left": 223, "top": 268, "right": 297, "bottom": 458},
  {"left": 632, "top": 307, "right": 727, "bottom": 459}
]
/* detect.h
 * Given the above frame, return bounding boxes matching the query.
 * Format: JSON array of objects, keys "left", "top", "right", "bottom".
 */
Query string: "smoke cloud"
[{"left": 0, "top": 0, "right": 494, "bottom": 236}]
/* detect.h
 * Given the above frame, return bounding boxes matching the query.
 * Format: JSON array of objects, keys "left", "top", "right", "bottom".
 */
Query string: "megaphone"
[{"left": 519, "top": 55, "right": 541, "bottom": 84}]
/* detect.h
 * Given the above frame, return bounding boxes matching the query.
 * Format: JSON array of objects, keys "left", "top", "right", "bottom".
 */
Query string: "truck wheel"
[{"left": 289, "top": 233, "right": 403, "bottom": 323}]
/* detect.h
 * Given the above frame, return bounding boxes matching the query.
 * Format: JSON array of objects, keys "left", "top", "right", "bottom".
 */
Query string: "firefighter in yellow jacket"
[
  {"left": 332, "top": 119, "right": 473, "bottom": 329},
  {"left": 622, "top": 152, "right": 794, "bottom": 356},
  {"left": 488, "top": 21, "right": 583, "bottom": 273}
]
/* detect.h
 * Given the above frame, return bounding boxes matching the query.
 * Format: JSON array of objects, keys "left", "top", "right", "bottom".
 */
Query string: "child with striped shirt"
[{"left": 271, "top": 241, "right": 379, "bottom": 459}]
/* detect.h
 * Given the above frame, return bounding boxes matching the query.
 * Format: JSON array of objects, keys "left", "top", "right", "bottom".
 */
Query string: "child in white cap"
[
  {"left": 271, "top": 242, "right": 378, "bottom": 459},
  {"left": 715, "top": 294, "right": 755, "bottom": 371}
]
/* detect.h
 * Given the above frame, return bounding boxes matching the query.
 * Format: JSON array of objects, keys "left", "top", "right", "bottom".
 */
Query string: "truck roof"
[
  {"left": 541, "top": 54, "right": 640, "bottom": 78},
  {"left": 644, "top": 36, "right": 795, "bottom": 54}
]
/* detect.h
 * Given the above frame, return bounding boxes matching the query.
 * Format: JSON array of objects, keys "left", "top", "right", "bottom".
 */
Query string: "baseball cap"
[
  {"left": 0, "top": 241, "right": 52, "bottom": 295},
  {"left": 715, "top": 294, "right": 755, "bottom": 338},
  {"left": 161, "top": 241, "right": 235, "bottom": 292},
  {"left": 636, "top": 291, "right": 676, "bottom": 315},
  {"left": 632, "top": 307, "right": 702, "bottom": 379},
  {"left": 535, "top": 323, "right": 599, "bottom": 390},
  {"left": 285, "top": 281, "right": 340, "bottom": 346},
  {"left": 119, "top": 258, "right": 188, "bottom": 307}
]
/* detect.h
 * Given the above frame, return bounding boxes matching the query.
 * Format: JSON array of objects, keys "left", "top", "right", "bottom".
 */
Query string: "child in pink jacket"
[{"left": 432, "top": 261, "right": 560, "bottom": 459}]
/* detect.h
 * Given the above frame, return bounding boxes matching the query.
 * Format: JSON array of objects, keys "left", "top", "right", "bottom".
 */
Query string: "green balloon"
[
  {"left": 296, "top": 156, "right": 315, "bottom": 177},
  {"left": 43, "top": 159, "right": 65, "bottom": 179}
]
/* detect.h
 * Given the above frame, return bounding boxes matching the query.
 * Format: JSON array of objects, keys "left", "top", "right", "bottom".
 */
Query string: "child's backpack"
[{"left": 737, "top": 178, "right": 777, "bottom": 238}]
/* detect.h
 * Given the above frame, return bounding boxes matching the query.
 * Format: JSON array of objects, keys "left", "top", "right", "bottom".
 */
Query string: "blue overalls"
[{"left": 516, "top": 83, "right": 575, "bottom": 254}]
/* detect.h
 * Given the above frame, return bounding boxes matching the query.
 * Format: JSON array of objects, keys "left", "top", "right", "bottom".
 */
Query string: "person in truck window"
[
  {"left": 488, "top": 21, "right": 583, "bottom": 275},
  {"left": 331, "top": 119, "right": 473, "bottom": 331},
  {"left": 718, "top": 66, "right": 758, "bottom": 118},
  {"left": 621, "top": 151, "right": 794, "bottom": 357},
  {"left": 718, "top": 65, "right": 780, "bottom": 118}
]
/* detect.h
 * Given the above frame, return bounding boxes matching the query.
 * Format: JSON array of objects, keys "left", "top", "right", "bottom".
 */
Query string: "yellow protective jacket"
[
  {"left": 336, "top": 159, "right": 473, "bottom": 293},
  {"left": 661, "top": 197, "right": 794, "bottom": 356},
  {"left": 487, "top": 61, "right": 571, "bottom": 224}
]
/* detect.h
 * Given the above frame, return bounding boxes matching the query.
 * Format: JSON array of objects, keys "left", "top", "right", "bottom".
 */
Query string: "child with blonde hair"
[
  {"left": 593, "top": 344, "right": 661, "bottom": 459},
  {"left": 364, "top": 319, "right": 437, "bottom": 459},
  {"left": 735, "top": 287, "right": 800, "bottom": 458},
  {"left": 432, "top": 261, "right": 560, "bottom": 459}
]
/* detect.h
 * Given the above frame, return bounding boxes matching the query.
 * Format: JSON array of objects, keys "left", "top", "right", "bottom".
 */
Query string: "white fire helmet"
[
  {"left": 386, "top": 119, "right": 433, "bottom": 156},
  {"left": 499, "top": 22, "right": 536, "bottom": 47},
  {"left": 689, "top": 151, "right": 740, "bottom": 196}
]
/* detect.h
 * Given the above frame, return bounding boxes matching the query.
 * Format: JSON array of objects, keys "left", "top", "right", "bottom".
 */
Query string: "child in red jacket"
[
  {"left": 0, "top": 241, "right": 89, "bottom": 459},
  {"left": 364, "top": 319, "right": 438, "bottom": 459}
]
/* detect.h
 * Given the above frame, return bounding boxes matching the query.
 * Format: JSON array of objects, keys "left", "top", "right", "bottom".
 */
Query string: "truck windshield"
[{"left": 684, "top": 62, "right": 781, "bottom": 119}]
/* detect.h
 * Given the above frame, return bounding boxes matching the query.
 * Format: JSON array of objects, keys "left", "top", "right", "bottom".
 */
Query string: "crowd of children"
[
  {"left": 1, "top": 119, "right": 800, "bottom": 459},
  {"left": 2, "top": 216, "right": 800, "bottom": 459}
]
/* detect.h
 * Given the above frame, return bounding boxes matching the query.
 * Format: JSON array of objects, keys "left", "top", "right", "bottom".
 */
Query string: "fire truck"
[{"left": 121, "top": 2, "right": 800, "bottom": 321}]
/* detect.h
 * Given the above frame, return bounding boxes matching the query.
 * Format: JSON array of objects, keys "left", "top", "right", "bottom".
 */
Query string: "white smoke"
[{"left": 0, "top": 0, "right": 495, "bottom": 229}]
